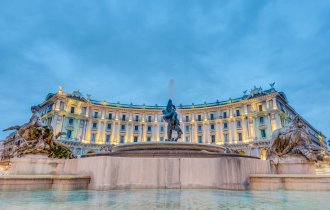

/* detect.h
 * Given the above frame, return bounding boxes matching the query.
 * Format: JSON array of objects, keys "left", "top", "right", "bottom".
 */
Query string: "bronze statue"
[
  {"left": 267, "top": 116, "right": 324, "bottom": 161},
  {"left": 2, "top": 105, "right": 74, "bottom": 159},
  {"left": 162, "top": 99, "right": 182, "bottom": 141}
]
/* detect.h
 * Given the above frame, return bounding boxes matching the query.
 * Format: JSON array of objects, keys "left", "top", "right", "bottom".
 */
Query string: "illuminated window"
[{"left": 258, "top": 105, "right": 263, "bottom": 112}]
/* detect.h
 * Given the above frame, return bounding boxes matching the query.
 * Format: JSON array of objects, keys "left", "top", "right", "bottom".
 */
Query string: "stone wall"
[{"left": 62, "top": 156, "right": 271, "bottom": 190}]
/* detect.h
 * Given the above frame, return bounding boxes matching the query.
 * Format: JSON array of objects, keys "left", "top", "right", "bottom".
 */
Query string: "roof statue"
[
  {"left": 162, "top": 99, "right": 183, "bottom": 141},
  {"left": 2, "top": 105, "right": 75, "bottom": 159}
]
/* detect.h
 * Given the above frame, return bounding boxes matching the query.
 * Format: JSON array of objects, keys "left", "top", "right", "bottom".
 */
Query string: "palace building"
[{"left": 6, "top": 85, "right": 327, "bottom": 159}]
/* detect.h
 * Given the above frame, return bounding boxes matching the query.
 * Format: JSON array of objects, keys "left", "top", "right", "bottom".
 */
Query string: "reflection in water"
[{"left": 0, "top": 189, "right": 329, "bottom": 209}]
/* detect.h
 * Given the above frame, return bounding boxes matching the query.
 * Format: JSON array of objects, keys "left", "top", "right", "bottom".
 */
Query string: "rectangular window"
[
  {"left": 223, "top": 112, "right": 227, "bottom": 118},
  {"left": 148, "top": 116, "right": 152, "bottom": 122},
  {"left": 185, "top": 116, "right": 189, "bottom": 122},
  {"left": 106, "top": 135, "right": 110, "bottom": 143},
  {"left": 198, "top": 115, "right": 202, "bottom": 121},
  {"left": 260, "top": 117, "right": 264, "bottom": 124},
  {"left": 238, "top": 133, "right": 243, "bottom": 141},
  {"left": 81, "top": 107, "right": 87, "bottom": 115},
  {"left": 122, "top": 114, "right": 126, "bottom": 121},
  {"left": 198, "top": 136, "right": 203, "bottom": 143},
  {"left": 185, "top": 125, "right": 190, "bottom": 132},
  {"left": 236, "top": 121, "right": 241, "bottom": 128},
  {"left": 198, "top": 125, "right": 202, "bottom": 132},
  {"left": 236, "top": 110, "right": 240, "bottom": 116},
  {"left": 60, "top": 102, "right": 65, "bottom": 111},
  {"left": 121, "top": 124, "right": 125, "bottom": 131},
  {"left": 147, "top": 137, "right": 151, "bottom": 142},
  {"left": 133, "top": 136, "right": 138, "bottom": 142},
  {"left": 224, "top": 134, "right": 229, "bottom": 143},
  {"left": 259, "top": 105, "right": 263, "bottom": 112},
  {"left": 91, "top": 133, "right": 96, "bottom": 143},
  {"left": 147, "top": 126, "right": 152, "bottom": 132},
  {"left": 210, "top": 113, "right": 214, "bottom": 120},
  {"left": 185, "top": 136, "right": 190, "bottom": 142},
  {"left": 108, "top": 113, "right": 112, "bottom": 120},
  {"left": 210, "top": 124, "right": 215, "bottom": 130},
  {"left": 261, "top": 129, "right": 266, "bottom": 138},
  {"left": 160, "top": 126, "right": 164, "bottom": 132},
  {"left": 68, "top": 118, "right": 74, "bottom": 125},
  {"left": 120, "top": 136, "right": 125, "bottom": 143},
  {"left": 70, "top": 107, "right": 75, "bottom": 114},
  {"left": 66, "top": 130, "right": 72, "bottom": 139},
  {"left": 94, "top": 112, "right": 98, "bottom": 118},
  {"left": 107, "top": 123, "right": 112, "bottom": 130},
  {"left": 223, "top": 122, "right": 228, "bottom": 129},
  {"left": 211, "top": 135, "right": 215, "bottom": 143},
  {"left": 134, "top": 125, "right": 139, "bottom": 131},
  {"left": 92, "top": 122, "right": 97, "bottom": 129},
  {"left": 135, "top": 115, "right": 139, "bottom": 122}
]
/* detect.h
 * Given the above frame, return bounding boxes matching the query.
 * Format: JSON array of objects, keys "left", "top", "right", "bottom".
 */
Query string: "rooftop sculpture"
[
  {"left": 2, "top": 105, "right": 75, "bottom": 159},
  {"left": 267, "top": 115, "right": 324, "bottom": 162},
  {"left": 162, "top": 99, "right": 182, "bottom": 141}
]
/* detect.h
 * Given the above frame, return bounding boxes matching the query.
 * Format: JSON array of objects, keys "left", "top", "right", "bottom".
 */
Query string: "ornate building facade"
[{"left": 25, "top": 85, "right": 327, "bottom": 158}]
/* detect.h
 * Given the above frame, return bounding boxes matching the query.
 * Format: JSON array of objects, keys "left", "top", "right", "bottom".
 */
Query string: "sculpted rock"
[
  {"left": 2, "top": 105, "right": 75, "bottom": 159},
  {"left": 267, "top": 116, "right": 324, "bottom": 162}
]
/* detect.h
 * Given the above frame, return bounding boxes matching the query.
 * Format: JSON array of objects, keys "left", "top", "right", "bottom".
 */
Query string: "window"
[
  {"left": 120, "top": 136, "right": 125, "bottom": 143},
  {"left": 148, "top": 116, "right": 152, "bottom": 122},
  {"left": 185, "top": 125, "right": 190, "bottom": 132},
  {"left": 223, "top": 112, "right": 227, "bottom": 118},
  {"left": 66, "top": 130, "right": 72, "bottom": 139},
  {"left": 260, "top": 117, "right": 264, "bottom": 124},
  {"left": 147, "top": 126, "right": 152, "bottom": 132},
  {"left": 70, "top": 107, "right": 75, "bottom": 114},
  {"left": 258, "top": 105, "right": 263, "bottom": 112},
  {"left": 68, "top": 118, "right": 74, "bottom": 125},
  {"left": 198, "top": 115, "right": 202, "bottom": 121},
  {"left": 160, "top": 137, "right": 164, "bottom": 141},
  {"left": 223, "top": 122, "right": 228, "bottom": 129},
  {"left": 185, "top": 116, "right": 189, "bottom": 122},
  {"left": 94, "top": 112, "right": 98, "bottom": 118},
  {"left": 121, "top": 124, "right": 125, "bottom": 131},
  {"left": 92, "top": 122, "right": 97, "bottom": 129},
  {"left": 81, "top": 107, "right": 87, "bottom": 115},
  {"left": 261, "top": 129, "right": 266, "bottom": 138},
  {"left": 108, "top": 113, "right": 112, "bottom": 120},
  {"left": 185, "top": 136, "right": 190, "bottom": 142},
  {"left": 135, "top": 115, "right": 139, "bottom": 122},
  {"left": 236, "top": 110, "right": 240, "bottom": 116},
  {"left": 198, "top": 136, "right": 203, "bottom": 143},
  {"left": 122, "top": 114, "right": 126, "bottom": 121},
  {"left": 60, "top": 101, "right": 65, "bottom": 111},
  {"left": 224, "top": 134, "right": 229, "bottom": 143},
  {"left": 210, "top": 113, "right": 214, "bottom": 120},
  {"left": 91, "top": 134, "right": 96, "bottom": 143},
  {"left": 238, "top": 133, "right": 243, "bottom": 141},
  {"left": 160, "top": 126, "right": 164, "bottom": 132},
  {"left": 236, "top": 121, "right": 241, "bottom": 128},
  {"left": 106, "top": 135, "right": 111, "bottom": 143},
  {"left": 134, "top": 125, "right": 139, "bottom": 131},
  {"left": 107, "top": 123, "right": 112, "bottom": 130},
  {"left": 147, "top": 137, "right": 151, "bottom": 142},
  {"left": 134, "top": 136, "right": 138, "bottom": 142},
  {"left": 210, "top": 124, "right": 215, "bottom": 130},
  {"left": 198, "top": 125, "right": 202, "bottom": 132},
  {"left": 211, "top": 135, "right": 215, "bottom": 143}
]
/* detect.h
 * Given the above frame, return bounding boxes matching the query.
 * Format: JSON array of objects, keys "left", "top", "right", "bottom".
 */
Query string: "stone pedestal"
[
  {"left": 270, "top": 155, "right": 316, "bottom": 174},
  {"left": 9, "top": 154, "right": 64, "bottom": 175}
]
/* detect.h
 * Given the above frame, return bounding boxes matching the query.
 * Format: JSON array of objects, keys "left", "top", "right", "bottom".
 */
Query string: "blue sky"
[{"left": 0, "top": 0, "right": 330, "bottom": 140}]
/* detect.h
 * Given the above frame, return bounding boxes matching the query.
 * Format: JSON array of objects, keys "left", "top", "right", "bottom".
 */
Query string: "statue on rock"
[
  {"left": 162, "top": 99, "right": 182, "bottom": 141},
  {"left": 2, "top": 105, "right": 75, "bottom": 159},
  {"left": 267, "top": 115, "right": 325, "bottom": 162}
]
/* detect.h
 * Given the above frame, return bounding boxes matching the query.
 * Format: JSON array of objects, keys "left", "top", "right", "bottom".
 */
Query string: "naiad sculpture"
[
  {"left": 267, "top": 115, "right": 324, "bottom": 162},
  {"left": 2, "top": 105, "right": 75, "bottom": 159},
  {"left": 162, "top": 99, "right": 183, "bottom": 141}
]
